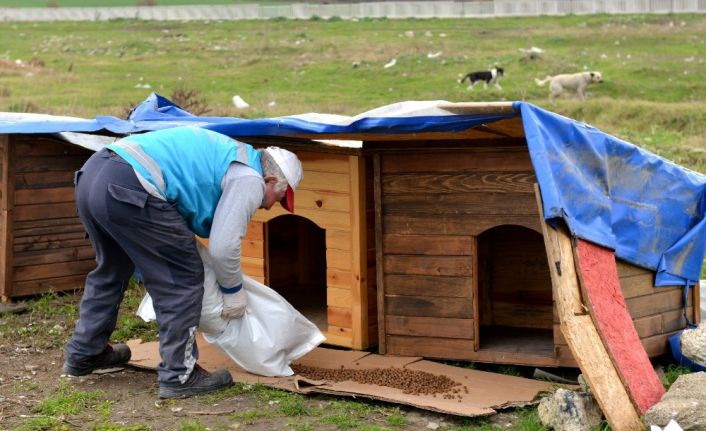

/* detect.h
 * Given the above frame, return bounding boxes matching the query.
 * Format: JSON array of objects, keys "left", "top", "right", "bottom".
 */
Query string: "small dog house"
[
  {"left": 1, "top": 97, "right": 703, "bottom": 366},
  {"left": 233, "top": 101, "right": 703, "bottom": 363},
  {"left": 0, "top": 131, "right": 102, "bottom": 301}
]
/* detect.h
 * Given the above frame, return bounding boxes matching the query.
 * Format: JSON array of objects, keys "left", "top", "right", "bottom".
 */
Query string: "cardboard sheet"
[{"left": 127, "top": 335, "right": 555, "bottom": 417}]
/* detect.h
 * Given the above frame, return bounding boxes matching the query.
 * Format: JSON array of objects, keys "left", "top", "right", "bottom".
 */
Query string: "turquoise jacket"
[{"left": 108, "top": 126, "right": 262, "bottom": 238}]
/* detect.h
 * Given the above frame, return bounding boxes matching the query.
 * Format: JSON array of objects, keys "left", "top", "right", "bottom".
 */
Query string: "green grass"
[
  {"left": 446, "top": 409, "right": 547, "bottom": 431},
  {"left": 0, "top": 14, "right": 704, "bottom": 175},
  {"left": 35, "top": 380, "right": 103, "bottom": 416},
  {"left": 663, "top": 363, "right": 692, "bottom": 388}
]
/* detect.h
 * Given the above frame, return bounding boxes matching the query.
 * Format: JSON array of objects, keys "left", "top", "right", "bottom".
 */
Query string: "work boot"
[
  {"left": 62, "top": 343, "right": 132, "bottom": 376},
  {"left": 158, "top": 364, "right": 233, "bottom": 399}
]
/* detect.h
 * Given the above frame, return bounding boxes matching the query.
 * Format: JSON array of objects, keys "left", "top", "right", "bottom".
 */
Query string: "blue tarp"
[
  {"left": 519, "top": 104, "right": 706, "bottom": 287},
  {"left": 1, "top": 93, "right": 704, "bottom": 286}
]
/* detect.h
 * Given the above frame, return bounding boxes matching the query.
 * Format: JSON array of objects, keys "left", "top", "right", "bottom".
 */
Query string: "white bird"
[
  {"left": 232, "top": 95, "right": 250, "bottom": 109},
  {"left": 383, "top": 58, "right": 397, "bottom": 69},
  {"left": 427, "top": 51, "right": 442, "bottom": 59}
]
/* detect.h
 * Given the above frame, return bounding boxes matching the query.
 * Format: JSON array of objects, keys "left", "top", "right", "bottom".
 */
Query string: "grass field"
[{"left": 1, "top": 14, "right": 704, "bottom": 172}]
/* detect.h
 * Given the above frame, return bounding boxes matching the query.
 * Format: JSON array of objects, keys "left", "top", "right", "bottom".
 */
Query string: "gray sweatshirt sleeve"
[{"left": 208, "top": 162, "right": 264, "bottom": 289}]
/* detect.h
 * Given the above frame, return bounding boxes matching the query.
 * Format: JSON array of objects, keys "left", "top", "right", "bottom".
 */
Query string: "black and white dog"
[{"left": 459, "top": 66, "right": 504, "bottom": 90}]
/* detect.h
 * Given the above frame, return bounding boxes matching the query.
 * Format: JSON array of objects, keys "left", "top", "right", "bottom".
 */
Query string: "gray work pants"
[{"left": 65, "top": 149, "right": 204, "bottom": 385}]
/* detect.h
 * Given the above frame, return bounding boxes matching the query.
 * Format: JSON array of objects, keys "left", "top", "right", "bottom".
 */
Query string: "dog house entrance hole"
[
  {"left": 266, "top": 215, "right": 327, "bottom": 330},
  {"left": 476, "top": 225, "right": 554, "bottom": 358}
]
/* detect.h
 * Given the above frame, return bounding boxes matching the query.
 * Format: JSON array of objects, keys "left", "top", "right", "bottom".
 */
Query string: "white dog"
[{"left": 535, "top": 71, "right": 603, "bottom": 102}]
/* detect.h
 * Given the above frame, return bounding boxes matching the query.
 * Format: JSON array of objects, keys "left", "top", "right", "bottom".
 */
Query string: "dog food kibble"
[{"left": 292, "top": 364, "right": 467, "bottom": 397}]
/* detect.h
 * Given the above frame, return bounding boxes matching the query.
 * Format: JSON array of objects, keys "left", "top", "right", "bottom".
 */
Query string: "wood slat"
[
  {"left": 619, "top": 272, "right": 660, "bottom": 299},
  {"left": 13, "top": 259, "right": 96, "bottom": 282},
  {"left": 383, "top": 255, "right": 472, "bottom": 277},
  {"left": 14, "top": 221, "right": 84, "bottom": 238},
  {"left": 14, "top": 202, "right": 78, "bottom": 222},
  {"left": 326, "top": 248, "right": 352, "bottom": 271},
  {"left": 385, "top": 295, "right": 473, "bottom": 319},
  {"left": 298, "top": 171, "right": 350, "bottom": 194},
  {"left": 373, "top": 154, "right": 386, "bottom": 353},
  {"left": 626, "top": 288, "right": 684, "bottom": 319},
  {"left": 385, "top": 315, "right": 473, "bottom": 339},
  {"left": 0, "top": 135, "right": 14, "bottom": 299},
  {"left": 382, "top": 172, "right": 536, "bottom": 194},
  {"left": 662, "top": 307, "right": 691, "bottom": 333},
  {"left": 327, "top": 306, "right": 352, "bottom": 328},
  {"left": 241, "top": 256, "right": 264, "bottom": 278},
  {"left": 616, "top": 259, "right": 654, "bottom": 278},
  {"left": 321, "top": 329, "right": 353, "bottom": 348},
  {"left": 383, "top": 214, "right": 541, "bottom": 236},
  {"left": 327, "top": 287, "right": 352, "bottom": 308},
  {"left": 490, "top": 303, "right": 554, "bottom": 329},
  {"left": 244, "top": 221, "right": 264, "bottom": 241},
  {"left": 383, "top": 234, "right": 473, "bottom": 256},
  {"left": 14, "top": 187, "right": 74, "bottom": 206},
  {"left": 253, "top": 207, "right": 350, "bottom": 230},
  {"left": 242, "top": 239, "right": 263, "bottom": 259},
  {"left": 295, "top": 189, "right": 351, "bottom": 213},
  {"left": 325, "top": 229, "right": 352, "bottom": 251},
  {"left": 14, "top": 171, "right": 75, "bottom": 189},
  {"left": 13, "top": 238, "right": 89, "bottom": 253},
  {"left": 326, "top": 268, "right": 353, "bottom": 289},
  {"left": 13, "top": 136, "right": 91, "bottom": 157},
  {"left": 13, "top": 217, "right": 82, "bottom": 230},
  {"left": 14, "top": 155, "right": 87, "bottom": 173},
  {"left": 298, "top": 151, "right": 350, "bottom": 173},
  {"left": 12, "top": 274, "right": 86, "bottom": 297},
  {"left": 13, "top": 230, "right": 86, "bottom": 245},
  {"left": 641, "top": 333, "right": 673, "bottom": 357},
  {"left": 385, "top": 335, "right": 474, "bottom": 360},
  {"left": 381, "top": 151, "right": 532, "bottom": 174},
  {"left": 382, "top": 192, "right": 539, "bottom": 216},
  {"left": 13, "top": 246, "right": 94, "bottom": 267},
  {"left": 384, "top": 274, "right": 471, "bottom": 298},
  {"left": 349, "top": 155, "right": 369, "bottom": 349}
]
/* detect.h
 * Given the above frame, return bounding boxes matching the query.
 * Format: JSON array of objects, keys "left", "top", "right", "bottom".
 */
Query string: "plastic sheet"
[{"left": 137, "top": 244, "right": 325, "bottom": 377}]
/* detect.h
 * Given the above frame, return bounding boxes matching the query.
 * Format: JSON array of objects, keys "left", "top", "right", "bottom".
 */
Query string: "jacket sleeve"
[{"left": 208, "top": 162, "right": 264, "bottom": 289}]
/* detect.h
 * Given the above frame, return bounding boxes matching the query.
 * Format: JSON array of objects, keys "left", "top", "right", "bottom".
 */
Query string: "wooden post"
[
  {"left": 0, "top": 135, "right": 14, "bottom": 302},
  {"left": 373, "top": 154, "right": 386, "bottom": 354},
  {"left": 349, "top": 155, "right": 368, "bottom": 349},
  {"left": 535, "top": 185, "right": 643, "bottom": 431},
  {"left": 472, "top": 236, "right": 480, "bottom": 351}
]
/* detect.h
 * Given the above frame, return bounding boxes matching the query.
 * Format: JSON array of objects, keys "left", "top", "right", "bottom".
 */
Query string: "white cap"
[{"left": 264, "top": 147, "right": 303, "bottom": 212}]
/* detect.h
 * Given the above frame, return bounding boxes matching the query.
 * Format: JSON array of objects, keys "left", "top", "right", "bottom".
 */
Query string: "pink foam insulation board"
[
  {"left": 128, "top": 334, "right": 556, "bottom": 417},
  {"left": 575, "top": 239, "right": 665, "bottom": 413}
]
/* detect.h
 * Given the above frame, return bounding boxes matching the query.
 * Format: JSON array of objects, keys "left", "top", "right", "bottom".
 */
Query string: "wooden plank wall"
[
  {"left": 380, "top": 146, "right": 540, "bottom": 360},
  {"left": 9, "top": 136, "right": 94, "bottom": 298},
  {"left": 554, "top": 259, "right": 699, "bottom": 367}
]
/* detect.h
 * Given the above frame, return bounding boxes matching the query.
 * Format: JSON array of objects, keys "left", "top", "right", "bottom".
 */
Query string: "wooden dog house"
[
  {"left": 238, "top": 101, "right": 702, "bottom": 364},
  {"left": 0, "top": 133, "right": 97, "bottom": 301},
  {"left": 1, "top": 100, "right": 702, "bottom": 366}
]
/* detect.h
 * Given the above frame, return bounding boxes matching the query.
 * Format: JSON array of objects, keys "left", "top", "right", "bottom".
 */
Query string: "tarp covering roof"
[{"left": 1, "top": 93, "right": 704, "bottom": 286}]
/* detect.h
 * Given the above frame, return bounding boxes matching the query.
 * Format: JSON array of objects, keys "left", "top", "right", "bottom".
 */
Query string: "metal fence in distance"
[{"left": 1, "top": 0, "right": 705, "bottom": 21}]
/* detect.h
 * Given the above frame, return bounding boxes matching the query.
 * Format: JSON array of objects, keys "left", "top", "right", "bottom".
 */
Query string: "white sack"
[{"left": 136, "top": 243, "right": 325, "bottom": 377}]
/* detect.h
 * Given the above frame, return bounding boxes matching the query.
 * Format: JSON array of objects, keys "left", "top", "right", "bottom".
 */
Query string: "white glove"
[{"left": 221, "top": 288, "right": 247, "bottom": 320}]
